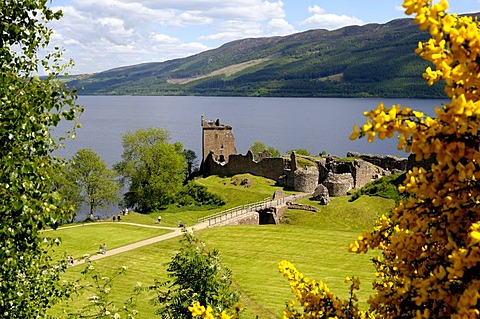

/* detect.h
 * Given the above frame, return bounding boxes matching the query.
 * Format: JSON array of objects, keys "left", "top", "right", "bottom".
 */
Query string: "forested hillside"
[{"left": 68, "top": 17, "right": 447, "bottom": 98}]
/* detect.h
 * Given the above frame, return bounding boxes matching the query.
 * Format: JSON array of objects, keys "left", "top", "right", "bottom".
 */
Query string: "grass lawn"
[
  {"left": 196, "top": 195, "right": 393, "bottom": 318},
  {"left": 42, "top": 223, "right": 173, "bottom": 260},
  {"left": 48, "top": 175, "right": 396, "bottom": 318},
  {"left": 49, "top": 236, "right": 182, "bottom": 318},
  {"left": 198, "top": 225, "right": 377, "bottom": 318}
]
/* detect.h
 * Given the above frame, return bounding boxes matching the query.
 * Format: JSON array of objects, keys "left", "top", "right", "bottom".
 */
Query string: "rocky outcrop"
[
  {"left": 311, "top": 184, "right": 330, "bottom": 205},
  {"left": 323, "top": 172, "right": 354, "bottom": 196}
]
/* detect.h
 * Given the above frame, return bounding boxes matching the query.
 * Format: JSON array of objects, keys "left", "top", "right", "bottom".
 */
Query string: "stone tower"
[{"left": 201, "top": 114, "right": 237, "bottom": 164}]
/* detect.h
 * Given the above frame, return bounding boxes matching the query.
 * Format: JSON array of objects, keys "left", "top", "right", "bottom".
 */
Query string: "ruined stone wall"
[
  {"left": 351, "top": 159, "right": 388, "bottom": 189},
  {"left": 203, "top": 146, "right": 403, "bottom": 196},
  {"left": 204, "top": 150, "right": 287, "bottom": 182},
  {"left": 316, "top": 158, "right": 328, "bottom": 183},
  {"left": 324, "top": 172, "right": 355, "bottom": 196},
  {"left": 347, "top": 152, "right": 408, "bottom": 171},
  {"left": 283, "top": 170, "right": 295, "bottom": 189},
  {"left": 317, "top": 156, "right": 389, "bottom": 191},
  {"left": 294, "top": 167, "right": 319, "bottom": 193}
]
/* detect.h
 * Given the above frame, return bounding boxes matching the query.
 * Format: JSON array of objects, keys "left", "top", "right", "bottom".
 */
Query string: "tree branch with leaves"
[{"left": 0, "top": 0, "right": 83, "bottom": 316}]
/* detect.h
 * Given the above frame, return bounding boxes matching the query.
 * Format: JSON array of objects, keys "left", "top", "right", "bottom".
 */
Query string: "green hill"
[
  {"left": 67, "top": 17, "right": 449, "bottom": 98},
  {"left": 48, "top": 174, "right": 396, "bottom": 318}
]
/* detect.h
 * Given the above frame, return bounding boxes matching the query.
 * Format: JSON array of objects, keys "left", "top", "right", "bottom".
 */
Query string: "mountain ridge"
[{"left": 68, "top": 17, "right": 449, "bottom": 98}]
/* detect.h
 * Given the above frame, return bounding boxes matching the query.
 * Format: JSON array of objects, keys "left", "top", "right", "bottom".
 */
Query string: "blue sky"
[{"left": 48, "top": 0, "right": 480, "bottom": 74}]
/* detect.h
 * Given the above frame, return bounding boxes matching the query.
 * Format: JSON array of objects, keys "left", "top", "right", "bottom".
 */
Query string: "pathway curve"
[
  {"left": 71, "top": 193, "right": 309, "bottom": 267},
  {"left": 72, "top": 221, "right": 209, "bottom": 266}
]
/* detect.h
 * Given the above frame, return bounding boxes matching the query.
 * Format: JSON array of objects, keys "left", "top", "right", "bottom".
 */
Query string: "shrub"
[
  {"left": 349, "top": 173, "right": 405, "bottom": 202},
  {"left": 151, "top": 232, "right": 240, "bottom": 318},
  {"left": 175, "top": 181, "right": 225, "bottom": 207}
]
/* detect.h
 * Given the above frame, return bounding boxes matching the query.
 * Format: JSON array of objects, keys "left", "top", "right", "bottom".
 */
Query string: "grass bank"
[
  {"left": 116, "top": 174, "right": 297, "bottom": 228},
  {"left": 49, "top": 175, "right": 395, "bottom": 318},
  {"left": 42, "top": 223, "right": 172, "bottom": 260}
]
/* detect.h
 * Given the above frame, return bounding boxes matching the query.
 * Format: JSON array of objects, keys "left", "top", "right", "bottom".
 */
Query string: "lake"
[
  {"left": 53, "top": 95, "right": 446, "bottom": 220},
  {"left": 55, "top": 95, "right": 446, "bottom": 168}
]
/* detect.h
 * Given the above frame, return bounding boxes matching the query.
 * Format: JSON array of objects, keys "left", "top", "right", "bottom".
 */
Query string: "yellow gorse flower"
[
  {"left": 348, "top": 0, "right": 480, "bottom": 318},
  {"left": 192, "top": 1, "right": 480, "bottom": 318}
]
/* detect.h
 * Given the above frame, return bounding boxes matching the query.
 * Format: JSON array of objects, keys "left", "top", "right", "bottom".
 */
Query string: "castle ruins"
[
  {"left": 201, "top": 113, "right": 237, "bottom": 164},
  {"left": 201, "top": 115, "right": 408, "bottom": 198}
]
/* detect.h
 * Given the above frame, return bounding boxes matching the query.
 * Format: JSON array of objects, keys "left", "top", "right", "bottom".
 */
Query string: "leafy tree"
[
  {"left": 115, "top": 128, "right": 186, "bottom": 212},
  {"left": 249, "top": 141, "right": 281, "bottom": 160},
  {"left": 191, "top": 1, "right": 480, "bottom": 318},
  {"left": 51, "top": 161, "right": 83, "bottom": 222},
  {"left": 183, "top": 149, "right": 198, "bottom": 178},
  {"left": 151, "top": 232, "right": 240, "bottom": 319},
  {"left": 68, "top": 149, "right": 121, "bottom": 220},
  {"left": 0, "top": 1, "right": 82, "bottom": 317}
]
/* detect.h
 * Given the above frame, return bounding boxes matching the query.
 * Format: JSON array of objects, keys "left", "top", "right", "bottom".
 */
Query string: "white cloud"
[
  {"left": 46, "top": 0, "right": 293, "bottom": 74},
  {"left": 151, "top": 33, "right": 180, "bottom": 44},
  {"left": 176, "top": 11, "right": 213, "bottom": 26},
  {"left": 199, "top": 20, "right": 264, "bottom": 42},
  {"left": 309, "top": 5, "right": 326, "bottom": 15},
  {"left": 300, "top": 5, "right": 363, "bottom": 30},
  {"left": 150, "top": 33, "right": 209, "bottom": 59},
  {"left": 267, "top": 18, "right": 296, "bottom": 35}
]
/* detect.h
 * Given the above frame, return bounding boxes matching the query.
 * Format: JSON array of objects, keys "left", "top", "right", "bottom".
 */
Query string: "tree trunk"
[{"left": 89, "top": 199, "right": 95, "bottom": 220}]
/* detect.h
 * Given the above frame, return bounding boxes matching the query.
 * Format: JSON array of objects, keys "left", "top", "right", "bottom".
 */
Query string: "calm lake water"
[
  {"left": 54, "top": 95, "right": 446, "bottom": 220},
  {"left": 55, "top": 95, "right": 445, "bottom": 167}
]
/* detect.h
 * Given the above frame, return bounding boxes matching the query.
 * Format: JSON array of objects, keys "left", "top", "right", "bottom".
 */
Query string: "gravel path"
[
  {"left": 72, "top": 221, "right": 209, "bottom": 266},
  {"left": 70, "top": 193, "right": 308, "bottom": 267}
]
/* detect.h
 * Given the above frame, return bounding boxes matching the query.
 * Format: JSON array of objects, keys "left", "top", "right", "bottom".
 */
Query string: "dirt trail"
[
  {"left": 70, "top": 193, "right": 308, "bottom": 266},
  {"left": 72, "top": 221, "right": 209, "bottom": 266}
]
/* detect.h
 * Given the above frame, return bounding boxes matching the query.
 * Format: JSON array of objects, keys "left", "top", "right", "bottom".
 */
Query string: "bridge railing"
[{"left": 197, "top": 193, "right": 309, "bottom": 227}]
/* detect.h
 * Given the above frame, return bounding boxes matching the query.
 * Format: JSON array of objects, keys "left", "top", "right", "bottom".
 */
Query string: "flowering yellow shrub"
[
  {"left": 348, "top": 0, "right": 480, "bottom": 317},
  {"left": 278, "top": 260, "right": 369, "bottom": 319},
  {"left": 189, "top": 301, "right": 240, "bottom": 319},
  {"left": 192, "top": 1, "right": 480, "bottom": 317}
]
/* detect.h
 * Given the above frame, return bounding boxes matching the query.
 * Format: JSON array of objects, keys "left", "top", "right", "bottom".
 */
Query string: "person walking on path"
[
  {"left": 99, "top": 243, "right": 107, "bottom": 254},
  {"left": 68, "top": 255, "right": 74, "bottom": 266}
]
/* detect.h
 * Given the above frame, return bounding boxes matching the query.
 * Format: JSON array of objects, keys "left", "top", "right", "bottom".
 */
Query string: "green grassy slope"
[
  {"left": 67, "top": 18, "right": 448, "bottom": 98},
  {"left": 42, "top": 223, "right": 172, "bottom": 260},
  {"left": 49, "top": 175, "right": 395, "bottom": 318},
  {"left": 111, "top": 174, "right": 296, "bottom": 228}
]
